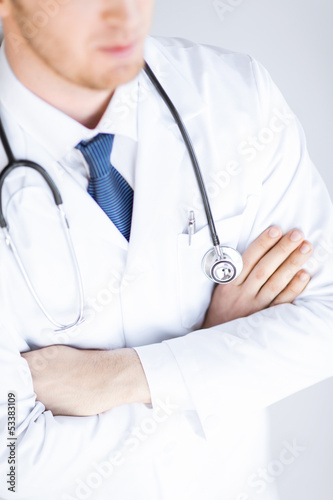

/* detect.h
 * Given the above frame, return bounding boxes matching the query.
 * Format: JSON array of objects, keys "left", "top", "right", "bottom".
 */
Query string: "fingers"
[
  {"left": 255, "top": 238, "right": 312, "bottom": 306},
  {"left": 269, "top": 270, "right": 311, "bottom": 307},
  {"left": 243, "top": 229, "right": 309, "bottom": 292},
  {"left": 235, "top": 226, "right": 283, "bottom": 285}
]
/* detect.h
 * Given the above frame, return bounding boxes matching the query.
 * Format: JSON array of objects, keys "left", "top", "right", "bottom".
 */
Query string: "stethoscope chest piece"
[{"left": 202, "top": 246, "right": 243, "bottom": 284}]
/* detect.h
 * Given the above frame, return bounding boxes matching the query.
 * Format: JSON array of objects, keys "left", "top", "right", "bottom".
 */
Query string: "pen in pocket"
[{"left": 188, "top": 211, "right": 196, "bottom": 246}]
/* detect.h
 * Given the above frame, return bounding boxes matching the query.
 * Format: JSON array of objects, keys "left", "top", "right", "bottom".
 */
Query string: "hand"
[
  {"left": 21, "top": 346, "right": 151, "bottom": 416},
  {"left": 203, "top": 226, "right": 312, "bottom": 328}
]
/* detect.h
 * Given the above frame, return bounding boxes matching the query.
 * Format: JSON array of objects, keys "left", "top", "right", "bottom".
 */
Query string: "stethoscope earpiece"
[{"left": 202, "top": 246, "right": 243, "bottom": 284}]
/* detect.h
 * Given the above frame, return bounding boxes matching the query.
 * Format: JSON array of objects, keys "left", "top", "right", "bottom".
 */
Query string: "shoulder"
[
  {"left": 145, "top": 36, "right": 259, "bottom": 91},
  {"left": 144, "top": 36, "right": 282, "bottom": 124}
]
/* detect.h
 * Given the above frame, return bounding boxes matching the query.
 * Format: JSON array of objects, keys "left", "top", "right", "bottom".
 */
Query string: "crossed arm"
[{"left": 22, "top": 224, "right": 313, "bottom": 417}]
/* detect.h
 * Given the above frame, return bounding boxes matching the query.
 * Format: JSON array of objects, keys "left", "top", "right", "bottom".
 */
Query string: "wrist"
[
  {"left": 201, "top": 307, "right": 219, "bottom": 329},
  {"left": 105, "top": 348, "right": 151, "bottom": 407}
]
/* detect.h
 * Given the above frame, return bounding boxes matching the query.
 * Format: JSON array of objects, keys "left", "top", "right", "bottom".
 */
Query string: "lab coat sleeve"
[
  {"left": 0, "top": 323, "right": 160, "bottom": 498},
  {"left": 134, "top": 57, "right": 333, "bottom": 436}
]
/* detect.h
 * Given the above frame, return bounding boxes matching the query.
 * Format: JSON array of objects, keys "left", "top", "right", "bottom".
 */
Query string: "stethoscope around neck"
[{"left": 0, "top": 62, "right": 243, "bottom": 333}]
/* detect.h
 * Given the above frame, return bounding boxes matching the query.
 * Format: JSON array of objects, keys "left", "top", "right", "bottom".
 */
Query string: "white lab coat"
[{"left": 0, "top": 36, "right": 332, "bottom": 500}]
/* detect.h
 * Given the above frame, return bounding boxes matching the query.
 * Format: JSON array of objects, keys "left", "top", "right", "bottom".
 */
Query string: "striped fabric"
[{"left": 76, "top": 134, "right": 134, "bottom": 241}]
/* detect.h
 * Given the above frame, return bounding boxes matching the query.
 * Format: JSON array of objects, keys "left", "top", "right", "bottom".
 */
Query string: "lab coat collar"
[
  {"left": 143, "top": 36, "right": 207, "bottom": 128},
  {"left": 0, "top": 42, "right": 139, "bottom": 162}
]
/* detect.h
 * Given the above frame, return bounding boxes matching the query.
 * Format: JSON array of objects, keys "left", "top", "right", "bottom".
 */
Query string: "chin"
[{"left": 79, "top": 56, "right": 144, "bottom": 91}]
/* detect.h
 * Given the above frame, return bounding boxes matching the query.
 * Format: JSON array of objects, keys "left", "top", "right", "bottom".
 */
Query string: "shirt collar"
[{"left": 0, "top": 42, "right": 139, "bottom": 162}]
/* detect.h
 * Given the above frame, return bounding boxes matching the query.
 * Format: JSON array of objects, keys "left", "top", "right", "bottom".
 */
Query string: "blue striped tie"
[{"left": 76, "top": 134, "right": 134, "bottom": 241}]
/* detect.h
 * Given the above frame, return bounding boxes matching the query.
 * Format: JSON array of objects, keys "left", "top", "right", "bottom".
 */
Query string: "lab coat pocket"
[{"left": 177, "top": 214, "right": 244, "bottom": 330}]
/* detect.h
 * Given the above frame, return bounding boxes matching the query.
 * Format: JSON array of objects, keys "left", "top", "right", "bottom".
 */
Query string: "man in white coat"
[{"left": 0, "top": 1, "right": 332, "bottom": 499}]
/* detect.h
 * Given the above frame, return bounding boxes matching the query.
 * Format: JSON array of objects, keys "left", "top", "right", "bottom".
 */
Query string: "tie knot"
[{"left": 76, "top": 133, "right": 115, "bottom": 178}]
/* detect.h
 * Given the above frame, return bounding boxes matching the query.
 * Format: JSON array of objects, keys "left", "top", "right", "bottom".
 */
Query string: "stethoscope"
[{"left": 0, "top": 62, "right": 243, "bottom": 332}]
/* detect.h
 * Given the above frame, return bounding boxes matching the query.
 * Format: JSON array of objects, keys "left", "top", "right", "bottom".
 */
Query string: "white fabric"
[{"left": 0, "top": 35, "right": 332, "bottom": 500}]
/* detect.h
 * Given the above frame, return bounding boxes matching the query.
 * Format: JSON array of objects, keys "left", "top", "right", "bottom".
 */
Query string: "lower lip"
[{"left": 99, "top": 42, "right": 137, "bottom": 59}]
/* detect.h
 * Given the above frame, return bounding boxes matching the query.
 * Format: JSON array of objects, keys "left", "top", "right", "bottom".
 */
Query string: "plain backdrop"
[{"left": 151, "top": 1, "right": 333, "bottom": 499}]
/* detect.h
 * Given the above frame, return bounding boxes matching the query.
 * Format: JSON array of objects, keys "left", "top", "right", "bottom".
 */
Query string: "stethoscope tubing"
[{"left": 0, "top": 119, "right": 85, "bottom": 332}]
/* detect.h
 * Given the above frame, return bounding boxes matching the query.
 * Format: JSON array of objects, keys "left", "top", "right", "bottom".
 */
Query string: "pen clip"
[{"left": 188, "top": 211, "right": 196, "bottom": 246}]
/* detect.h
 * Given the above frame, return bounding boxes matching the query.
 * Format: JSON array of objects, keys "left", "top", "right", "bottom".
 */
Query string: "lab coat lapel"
[
  {"left": 127, "top": 79, "right": 185, "bottom": 255},
  {"left": 127, "top": 46, "right": 207, "bottom": 264}
]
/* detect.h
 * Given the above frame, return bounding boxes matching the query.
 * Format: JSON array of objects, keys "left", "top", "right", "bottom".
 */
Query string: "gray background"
[{"left": 151, "top": 1, "right": 333, "bottom": 499}]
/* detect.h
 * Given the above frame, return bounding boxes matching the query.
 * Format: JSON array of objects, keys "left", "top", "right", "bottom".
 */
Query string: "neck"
[{"left": 4, "top": 42, "right": 114, "bottom": 130}]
